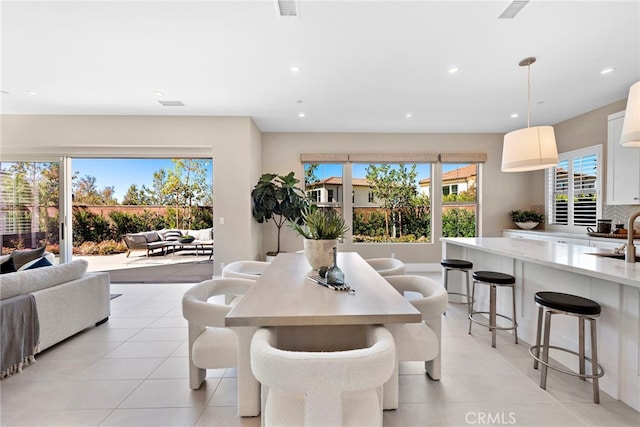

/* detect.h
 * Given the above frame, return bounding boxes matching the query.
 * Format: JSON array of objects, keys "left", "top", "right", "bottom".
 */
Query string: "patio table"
[{"left": 166, "top": 240, "right": 213, "bottom": 259}]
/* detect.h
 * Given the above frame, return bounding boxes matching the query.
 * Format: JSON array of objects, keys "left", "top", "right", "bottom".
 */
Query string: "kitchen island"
[{"left": 442, "top": 237, "right": 640, "bottom": 411}]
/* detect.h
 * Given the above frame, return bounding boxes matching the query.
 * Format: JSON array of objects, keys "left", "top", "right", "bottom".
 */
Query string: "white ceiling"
[{"left": 1, "top": 0, "right": 639, "bottom": 133}]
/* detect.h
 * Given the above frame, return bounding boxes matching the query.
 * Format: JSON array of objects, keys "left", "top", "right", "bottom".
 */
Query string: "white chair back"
[
  {"left": 384, "top": 275, "right": 447, "bottom": 381},
  {"left": 251, "top": 325, "right": 395, "bottom": 427},
  {"left": 182, "top": 278, "right": 254, "bottom": 389},
  {"left": 365, "top": 257, "right": 406, "bottom": 276},
  {"left": 221, "top": 260, "right": 270, "bottom": 280}
]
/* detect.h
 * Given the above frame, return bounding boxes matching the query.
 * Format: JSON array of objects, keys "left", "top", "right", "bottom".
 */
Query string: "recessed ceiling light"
[
  {"left": 27, "top": 91, "right": 39, "bottom": 96},
  {"left": 290, "top": 66, "right": 301, "bottom": 72},
  {"left": 297, "top": 100, "right": 303, "bottom": 104},
  {"left": 405, "top": 113, "right": 413, "bottom": 118},
  {"left": 0, "top": 90, "right": 9, "bottom": 95},
  {"left": 510, "top": 113, "right": 519, "bottom": 118},
  {"left": 448, "top": 67, "right": 459, "bottom": 74},
  {"left": 298, "top": 112, "right": 305, "bottom": 118},
  {"left": 154, "top": 91, "right": 165, "bottom": 97},
  {"left": 600, "top": 67, "right": 615, "bottom": 75}
]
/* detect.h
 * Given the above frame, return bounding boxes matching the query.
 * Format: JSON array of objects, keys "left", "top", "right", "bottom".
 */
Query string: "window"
[
  {"left": 547, "top": 145, "right": 601, "bottom": 229},
  {"left": 352, "top": 163, "right": 432, "bottom": 243},
  {"left": 302, "top": 152, "right": 485, "bottom": 245},
  {"left": 0, "top": 161, "right": 60, "bottom": 258},
  {"left": 441, "top": 163, "right": 478, "bottom": 237},
  {"left": 303, "top": 163, "right": 343, "bottom": 209}
]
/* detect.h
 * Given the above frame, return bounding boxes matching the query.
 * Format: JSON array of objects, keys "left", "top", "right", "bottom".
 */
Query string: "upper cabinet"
[{"left": 607, "top": 111, "right": 640, "bottom": 205}]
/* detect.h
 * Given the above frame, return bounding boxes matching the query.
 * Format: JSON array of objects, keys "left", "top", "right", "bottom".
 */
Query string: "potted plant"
[
  {"left": 290, "top": 206, "right": 349, "bottom": 269},
  {"left": 251, "top": 172, "right": 307, "bottom": 258},
  {"left": 509, "top": 210, "right": 544, "bottom": 230}
]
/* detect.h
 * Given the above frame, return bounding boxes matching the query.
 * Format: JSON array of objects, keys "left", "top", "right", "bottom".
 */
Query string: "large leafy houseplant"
[{"left": 251, "top": 172, "right": 307, "bottom": 256}]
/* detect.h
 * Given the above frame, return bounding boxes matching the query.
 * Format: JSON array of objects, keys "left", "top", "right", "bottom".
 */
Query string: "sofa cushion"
[
  {"left": 1, "top": 258, "right": 17, "bottom": 274},
  {"left": 0, "top": 259, "right": 88, "bottom": 301},
  {"left": 162, "top": 230, "right": 182, "bottom": 241},
  {"left": 10, "top": 247, "right": 46, "bottom": 269},
  {"left": 142, "top": 231, "right": 161, "bottom": 242},
  {"left": 18, "top": 256, "right": 53, "bottom": 271}
]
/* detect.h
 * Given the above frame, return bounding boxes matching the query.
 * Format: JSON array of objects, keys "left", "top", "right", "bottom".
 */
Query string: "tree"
[
  {"left": 122, "top": 184, "right": 152, "bottom": 205},
  {"left": 73, "top": 174, "right": 117, "bottom": 205},
  {"left": 365, "top": 164, "right": 418, "bottom": 238},
  {"left": 304, "top": 163, "right": 319, "bottom": 186},
  {"left": 160, "top": 159, "right": 211, "bottom": 229}
]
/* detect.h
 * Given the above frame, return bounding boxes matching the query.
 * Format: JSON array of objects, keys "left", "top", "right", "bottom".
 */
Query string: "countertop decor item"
[
  {"left": 509, "top": 210, "right": 543, "bottom": 229},
  {"left": 290, "top": 206, "right": 349, "bottom": 269}
]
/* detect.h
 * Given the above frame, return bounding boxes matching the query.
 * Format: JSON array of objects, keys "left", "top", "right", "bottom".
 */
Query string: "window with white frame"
[{"left": 546, "top": 145, "right": 601, "bottom": 228}]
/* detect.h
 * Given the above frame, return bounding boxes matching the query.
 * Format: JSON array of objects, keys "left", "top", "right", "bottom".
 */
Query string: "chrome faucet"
[{"left": 626, "top": 210, "right": 640, "bottom": 262}]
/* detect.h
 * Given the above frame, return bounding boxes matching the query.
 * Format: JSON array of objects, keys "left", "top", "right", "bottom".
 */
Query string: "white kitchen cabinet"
[
  {"left": 502, "top": 231, "right": 539, "bottom": 240},
  {"left": 538, "top": 234, "right": 588, "bottom": 245},
  {"left": 607, "top": 111, "right": 640, "bottom": 205}
]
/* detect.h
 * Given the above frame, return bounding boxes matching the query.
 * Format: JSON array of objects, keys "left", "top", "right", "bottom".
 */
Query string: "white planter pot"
[
  {"left": 515, "top": 221, "right": 539, "bottom": 230},
  {"left": 303, "top": 239, "right": 338, "bottom": 270}
]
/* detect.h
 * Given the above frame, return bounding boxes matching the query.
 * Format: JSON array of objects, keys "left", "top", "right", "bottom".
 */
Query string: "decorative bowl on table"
[{"left": 178, "top": 236, "right": 195, "bottom": 243}]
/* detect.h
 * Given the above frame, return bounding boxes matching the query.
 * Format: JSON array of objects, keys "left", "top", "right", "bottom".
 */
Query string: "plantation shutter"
[
  {"left": 550, "top": 159, "right": 569, "bottom": 225},
  {"left": 572, "top": 153, "right": 598, "bottom": 227}
]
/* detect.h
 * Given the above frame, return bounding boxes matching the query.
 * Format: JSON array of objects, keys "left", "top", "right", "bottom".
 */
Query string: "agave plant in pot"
[{"left": 290, "top": 206, "right": 349, "bottom": 270}]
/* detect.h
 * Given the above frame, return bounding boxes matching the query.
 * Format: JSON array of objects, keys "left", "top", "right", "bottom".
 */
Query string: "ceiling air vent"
[
  {"left": 498, "top": 1, "right": 530, "bottom": 19},
  {"left": 158, "top": 100, "right": 185, "bottom": 107},
  {"left": 275, "top": 0, "right": 298, "bottom": 17}
]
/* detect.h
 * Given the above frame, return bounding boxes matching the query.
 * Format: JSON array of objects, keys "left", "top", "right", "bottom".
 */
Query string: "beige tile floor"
[{"left": 1, "top": 275, "right": 639, "bottom": 426}]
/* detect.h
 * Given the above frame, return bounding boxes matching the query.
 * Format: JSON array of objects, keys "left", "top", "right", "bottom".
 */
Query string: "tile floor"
[{"left": 1, "top": 275, "right": 639, "bottom": 426}]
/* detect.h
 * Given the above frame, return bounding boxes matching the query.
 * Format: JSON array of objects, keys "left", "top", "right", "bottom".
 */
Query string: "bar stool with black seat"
[
  {"left": 440, "top": 259, "right": 474, "bottom": 312},
  {"left": 528, "top": 291, "right": 604, "bottom": 403},
  {"left": 468, "top": 271, "right": 518, "bottom": 348}
]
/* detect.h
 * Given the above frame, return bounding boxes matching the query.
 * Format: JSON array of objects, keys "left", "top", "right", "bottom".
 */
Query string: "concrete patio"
[{"left": 76, "top": 251, "right": 214, "bottom": 284}]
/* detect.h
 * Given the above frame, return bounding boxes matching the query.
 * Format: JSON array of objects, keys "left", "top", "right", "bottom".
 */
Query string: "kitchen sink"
[{"left": 586, "top": 252, "right": 640, "bottom": 262}]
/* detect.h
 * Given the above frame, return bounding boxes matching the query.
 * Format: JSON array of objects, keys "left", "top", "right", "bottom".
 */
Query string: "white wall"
[
  {"left": 0, "top": 114, "right": 261, "bottom": 275},
  {"left": 261, "top": 132, "right": 533, "bottom": 264}
]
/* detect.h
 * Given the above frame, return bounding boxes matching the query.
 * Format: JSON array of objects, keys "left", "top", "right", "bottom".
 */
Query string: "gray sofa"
[
  {"left": 0, "top": 259, "right": 110, "bottom": 351},
  {"left": 123, "top": 228, "right": 213, "bottom": 258}
]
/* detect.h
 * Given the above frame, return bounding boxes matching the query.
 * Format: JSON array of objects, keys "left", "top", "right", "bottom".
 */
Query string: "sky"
[{"left": 72, "top": 158, "right": 213, "bottom": 202}]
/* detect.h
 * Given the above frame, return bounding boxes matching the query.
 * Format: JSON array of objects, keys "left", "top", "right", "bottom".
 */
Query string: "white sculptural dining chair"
[
  {"left": 181, "top": 278, "right": 254, "bottom": 389},
  {"left": 250, "top": 325, "right": 395, "bottom": 427},
  {"left": 365, "top": 257, "right": 406, "bottom": 276},
  {"left": 221, "top": 260, "right": 270, "bottom": 280},
  {"left": 384, "top": 275, "right": 448, "bottom": 380}
]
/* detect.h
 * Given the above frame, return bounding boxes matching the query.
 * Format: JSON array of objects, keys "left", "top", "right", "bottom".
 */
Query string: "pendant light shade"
[
  {"left": 620, "top": 81, "right": 640, "bottom": 147},
  {"left": 501, "top": 57, "right": 559, "bottom": 172},
  {"left": 501, "top": 126, "right": 558, "bottom": 171}
]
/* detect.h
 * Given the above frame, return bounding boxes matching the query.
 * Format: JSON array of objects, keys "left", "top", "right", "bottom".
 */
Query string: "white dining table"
[{"left": 225, "top": 251, "right": 422, "bottom": 417}]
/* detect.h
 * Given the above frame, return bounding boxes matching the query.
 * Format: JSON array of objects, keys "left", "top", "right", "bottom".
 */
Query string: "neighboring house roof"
[
  {"left": 307, "top": 177, "right": 372, "bottom": 188},
  {"left": 419, "top": 164, "right": 477, "bottom": 186}
]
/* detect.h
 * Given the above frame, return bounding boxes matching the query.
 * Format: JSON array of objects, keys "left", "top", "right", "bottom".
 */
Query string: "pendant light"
[
  {"left": 501, "top": 57, "right": 559, "bottom": 172},
  {"left": 620, "top": 81, "right": 640, "bottom": 147}
]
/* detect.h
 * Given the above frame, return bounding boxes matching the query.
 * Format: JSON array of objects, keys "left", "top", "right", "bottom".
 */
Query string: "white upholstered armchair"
[
  {"left": 365, "top": 257, "right": 406, "bottom": 276},
  {"left": 181, "top": 278, "right": 254, "bottom": 389},
  {"left": 384, "top": 275, "right": 448, "bottom": 380},
  {"left": 250, "top": 325, "right": 395, "bottom": 427}
]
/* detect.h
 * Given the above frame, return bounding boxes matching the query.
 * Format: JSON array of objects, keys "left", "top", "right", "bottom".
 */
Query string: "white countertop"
[
  {"left": 503, "top": 228, "right": 639, "bottom": 243},
  {"left": 442, "top": 237, "right": 640, "bottom": 289}
]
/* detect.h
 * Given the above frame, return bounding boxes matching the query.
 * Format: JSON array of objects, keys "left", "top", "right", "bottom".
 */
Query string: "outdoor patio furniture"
[{"left": 123, "top": 228, "right": 213, "bottom": 258}]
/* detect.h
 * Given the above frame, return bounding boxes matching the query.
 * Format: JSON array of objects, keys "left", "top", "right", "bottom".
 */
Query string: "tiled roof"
[
  {"left": 419, "top": 164, "right": 477, "bottom": 185},
  {"left": 308, "top": 177, "right": 371, "bottom": 187}
]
